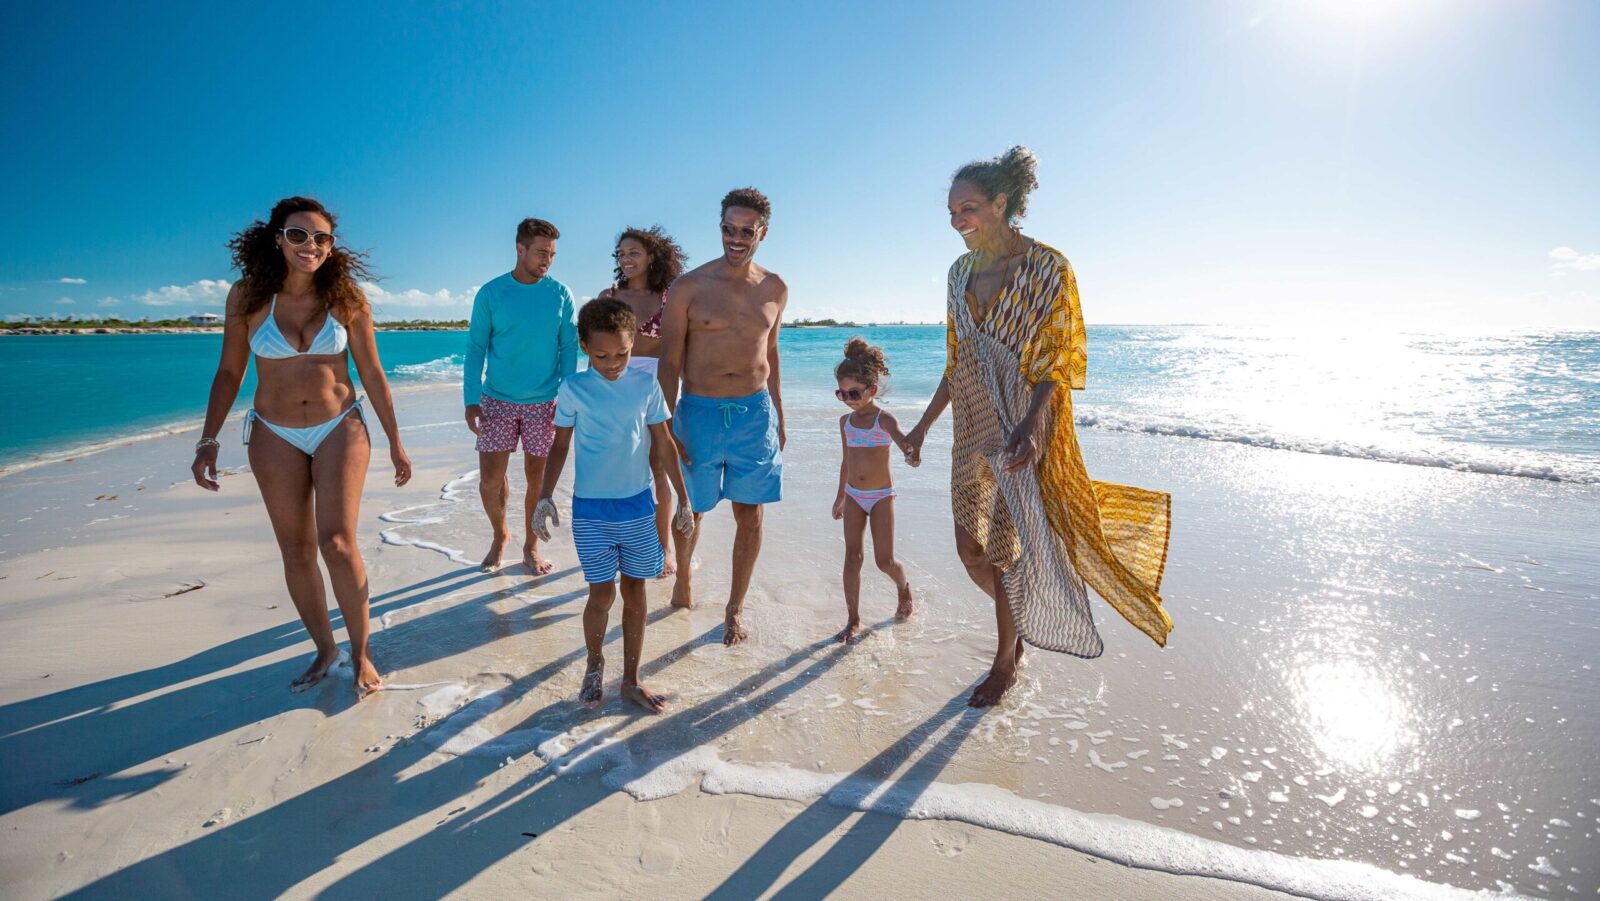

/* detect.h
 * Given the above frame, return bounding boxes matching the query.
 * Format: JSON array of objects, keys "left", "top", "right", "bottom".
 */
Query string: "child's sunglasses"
[{"left": 834, "top": 387, "right": 868, "bottom": 402}]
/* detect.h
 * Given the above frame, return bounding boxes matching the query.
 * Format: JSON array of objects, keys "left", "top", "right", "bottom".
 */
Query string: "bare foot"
[
  {"left": 290, "top": 646, "right": 341, "bottom": 693},
  {"left": 968, "top": 664, "right": 1018, "bottom": 708},
  {"left": 895, "top": 583, "right": 915, "bottom": 621},
  {"left": 722, "top": 611, "right": 749, "bottom": 646},
  {"left": 670, "top": 578, "right": 694, "bottom": 610},
  {"left": 353, "top": 654, "right": 383, "bottom": 701},
  {"left": 481, "top": 534, "right": 511, "bottom": 571},
  {"left": 523, "top": 545, "right": 554, "bottom": 575},
  {"left": 580, "top": 662, "right": 604, "bottom": 709},
  {"left": 836, "top": 619, "right": 864, "bottom": 643},
  {"left": 1015, "top": 637, "right": 1026, "bottom": 668},
  {"left": 622, "top": 682, "right": 668, "bottom": 713}
]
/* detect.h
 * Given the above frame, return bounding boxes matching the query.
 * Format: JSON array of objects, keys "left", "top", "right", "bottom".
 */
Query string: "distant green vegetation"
[
  {"left": 783, "top": 318, "right": 860, "bottom": 328},
  {"left": 2, "top": 317, "right": 201, "bottom": 330},
  {"left": 2, "top": 316, "right": 469, "bottom": 332}
]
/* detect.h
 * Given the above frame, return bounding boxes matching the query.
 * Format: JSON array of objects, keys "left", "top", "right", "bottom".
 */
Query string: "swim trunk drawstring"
[{"left": 717, "top": 401, "right": 749, "bottom": 428}]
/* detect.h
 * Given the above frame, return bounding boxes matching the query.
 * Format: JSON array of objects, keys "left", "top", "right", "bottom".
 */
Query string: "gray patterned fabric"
[{"left": 958, "top": 303, "right": 1104, "bottom": 658}]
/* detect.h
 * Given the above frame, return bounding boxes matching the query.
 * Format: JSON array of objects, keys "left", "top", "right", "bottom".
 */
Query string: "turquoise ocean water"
[{"left": 1, "top": 327, "right": 1596, "bottom": 482}]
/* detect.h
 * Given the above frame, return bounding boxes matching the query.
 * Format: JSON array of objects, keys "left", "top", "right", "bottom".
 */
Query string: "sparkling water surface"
[{"left": 3, "top": 326, "right": 1595, "bottom": 481}]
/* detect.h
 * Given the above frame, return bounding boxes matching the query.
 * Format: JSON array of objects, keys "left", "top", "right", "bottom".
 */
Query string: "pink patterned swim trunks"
[{"left": 474, "top": 396, "right": 557, "bottom": 456}]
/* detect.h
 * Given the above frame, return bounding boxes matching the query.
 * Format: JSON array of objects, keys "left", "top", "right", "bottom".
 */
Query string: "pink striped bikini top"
[{"left": 844, "top": 409, "right": 892, "bottom": 448}]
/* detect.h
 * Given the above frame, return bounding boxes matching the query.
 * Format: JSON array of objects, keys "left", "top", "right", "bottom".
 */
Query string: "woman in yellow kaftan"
[{"left": 904, "top": 147, "right": 1173, "bottom": 707}]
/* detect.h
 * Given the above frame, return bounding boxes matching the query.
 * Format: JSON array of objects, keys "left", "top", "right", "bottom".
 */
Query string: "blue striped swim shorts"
[{"left": 571, "top": 489, "right": 663, "bottom": 584}]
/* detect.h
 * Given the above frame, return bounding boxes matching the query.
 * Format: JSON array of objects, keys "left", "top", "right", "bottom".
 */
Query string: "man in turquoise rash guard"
[{"left": 463, "top": 217, "right": 578, "bottom": 574}]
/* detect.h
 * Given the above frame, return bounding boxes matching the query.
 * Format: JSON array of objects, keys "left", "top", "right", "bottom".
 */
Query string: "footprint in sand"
[{"left": 929, "top": 822, "right": 971, "bottom": 857}]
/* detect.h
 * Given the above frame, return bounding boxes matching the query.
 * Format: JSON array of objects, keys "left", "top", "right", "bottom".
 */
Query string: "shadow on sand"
[
  {"left": 0, "top": 565, "right": 580, "bottom": 815},
  {"left": 60, "top": 616, "right": 959, "bottom": 898}
]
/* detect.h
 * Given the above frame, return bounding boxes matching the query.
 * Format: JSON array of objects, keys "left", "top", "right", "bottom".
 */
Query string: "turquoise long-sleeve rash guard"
[{"left": 463, "top": 272, "right": 578, "bottom": 406}]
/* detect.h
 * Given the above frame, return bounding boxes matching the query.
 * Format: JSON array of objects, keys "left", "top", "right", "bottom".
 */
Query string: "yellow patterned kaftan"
[{"left": 944, "top": 241, "right": 1172, "bottom": 654}]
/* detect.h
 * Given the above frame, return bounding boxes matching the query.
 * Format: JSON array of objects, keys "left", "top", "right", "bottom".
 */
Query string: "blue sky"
[{"left": 3, "top": 0, "right": 1597, "bottom": 327}]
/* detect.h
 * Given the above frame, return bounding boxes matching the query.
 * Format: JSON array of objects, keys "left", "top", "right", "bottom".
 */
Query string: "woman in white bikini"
[
  {"left": 190, "top": 196, "right": 411, "bottom": 700},
  {"left": 598, "top": 225, "right": 687, "bottom": 574}
]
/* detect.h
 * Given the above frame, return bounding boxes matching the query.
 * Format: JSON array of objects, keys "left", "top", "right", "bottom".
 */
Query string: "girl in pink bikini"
[
  {"left": 598, "top": 226, "right": 687, "bottom": 573},
  {"left": 832, "top": 337, "right": 915, "bottom": 641}
]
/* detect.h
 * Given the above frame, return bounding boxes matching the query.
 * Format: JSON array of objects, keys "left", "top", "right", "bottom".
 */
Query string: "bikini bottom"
[
  {"left": 844, "top": 484, "right": 896, "bottom": 515},
  {"left": 244, "top": 398, "right": 366, "bottom": 456}
]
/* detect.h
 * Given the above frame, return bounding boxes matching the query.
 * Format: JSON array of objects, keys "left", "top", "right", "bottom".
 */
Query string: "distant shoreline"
[
  {"left": 0, "top": 324, "right": 469, "bottom": 336},
  {"left": 4, "top": 322, "right": 942, "bottom": 336}
]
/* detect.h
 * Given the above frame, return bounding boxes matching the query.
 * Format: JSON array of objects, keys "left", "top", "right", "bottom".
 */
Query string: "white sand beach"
[{"left": 2, "top": 382, "right": 1595, "bottom": 899}]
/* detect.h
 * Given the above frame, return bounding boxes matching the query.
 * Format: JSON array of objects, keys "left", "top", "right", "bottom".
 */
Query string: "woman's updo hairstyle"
[
  {"left": 835, "top": 336, "right": 890, "bottom": 390},
  {"left": 952, "top": 145, "right": 1040, "bottom": 222}
]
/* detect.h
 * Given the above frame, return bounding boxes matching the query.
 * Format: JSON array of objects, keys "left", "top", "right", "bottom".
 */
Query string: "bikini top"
[
  {"left": 844, "top": 409, "right": 893, "bottom": 448},
  {"left": 249, "top": 295, "right": 348, "bottom": 359},
  {"left": 612, "top": 285, "right": 669, "bottom": 340}
]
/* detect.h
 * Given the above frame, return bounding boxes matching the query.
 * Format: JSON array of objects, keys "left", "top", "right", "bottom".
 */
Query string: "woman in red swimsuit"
[{"left": 598, "top": 225, "right": 687, "bottom": 574}]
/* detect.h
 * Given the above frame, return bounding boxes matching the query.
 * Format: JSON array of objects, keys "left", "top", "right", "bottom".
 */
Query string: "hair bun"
[
  {"left": 839, "top": 336, "right": 890, "bottom": 381},
  {"left": 1000, "top": 146, "right": 1039, "bottom": 195}
]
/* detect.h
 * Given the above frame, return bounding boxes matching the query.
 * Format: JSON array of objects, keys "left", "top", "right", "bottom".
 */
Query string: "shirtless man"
[{"left": 657, "top": 187, "right": 787, "bottom": 645}]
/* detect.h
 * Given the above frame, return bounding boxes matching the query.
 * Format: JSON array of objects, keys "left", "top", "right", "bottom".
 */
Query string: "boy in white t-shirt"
[{"left": 534, "top": 298, "right": 693, "bottom": 712}]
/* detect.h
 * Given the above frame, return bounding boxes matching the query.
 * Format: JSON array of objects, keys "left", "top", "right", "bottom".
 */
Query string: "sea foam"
[
  {"left": 1074, "top": 408, "right": 1600, "bottom": 484},
  {"left": 416, "top": 706, "right": 1499, "bottom": 901}
]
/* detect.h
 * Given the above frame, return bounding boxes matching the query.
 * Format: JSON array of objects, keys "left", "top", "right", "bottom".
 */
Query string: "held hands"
[
  {"left": 533, "top": 498, "right": 561, "bottom": 542},
  {"left": 192, "top": 446, "right": 220, "bottom": 491},
  {"left": 391, "top": 445, "right": 413, "bottom": 487},
  {"left": 832, "top": 494, "right": 845, "bottom": 520},
  {"left": 464, "top": 404, "right": 482, "bottom": 435},
  {"left": 1001, "top": 416, "right": 1043, "bottom": 474},
  {"left": 672, "top": 502, "right": 696, "bottom": 537},
  {"left": 901, "top": 426, "right": 925, "bottom": 468}
]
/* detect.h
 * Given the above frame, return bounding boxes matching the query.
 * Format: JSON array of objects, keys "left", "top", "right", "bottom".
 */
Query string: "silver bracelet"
[{"left": 195, "top": 436, "right": 221, "bottom": 452}]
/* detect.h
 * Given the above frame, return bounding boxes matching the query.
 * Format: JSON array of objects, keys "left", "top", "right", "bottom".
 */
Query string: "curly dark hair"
[
  {"left": 721, "top": 187, "right": 772, "bottom": 224},
  {"left": 612, "top": 226, "right": 687, "bottom": 294},
  {"left": 577, "top": 297, "right": 638, "bottom": 343},
  {"left": 835, "top": 336, "right": 890, "bottom": 389},
  {"left": 952, "top": 145, "right": 1040, "bottom": 221},
  {"left": 226, "top": 196, "right": 373, "bottom": 325}
]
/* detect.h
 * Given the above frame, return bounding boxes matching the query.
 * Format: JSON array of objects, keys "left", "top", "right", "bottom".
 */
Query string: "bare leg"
[
  {"left": 869, "top": 496, "right": 914, "bottom": 621},
  {"left": 249, "top": 428, "right": 337, "bottom": 691},
  {"left": 521, "top": 453, "right": 553, "bottom": 574},
  {"left": 723, "top": 502, "right": 763, "bottom": 645},
  {"left": 670, "top": 511, "right": 700, "bottom": 609},
  {"left": 651, "top": 462, "right": 675, "bottom": 577},
  {"left": 478, "top": 451, "right": 512, "bottom": 570},
  {"left": 581, "top": 581, "right": 615, "bottom": 708},
  {"left": 619, "top": 576, "right": 666, "bottom": 712},
  {"left": 312, "top": 414, "right": 380, "bottom": 699},
  {"left": 838, "top": 497, "right": 867, "bottom": 642},
  {"left": 956, "top": 522, "right": 1018, "bottom": 707}
]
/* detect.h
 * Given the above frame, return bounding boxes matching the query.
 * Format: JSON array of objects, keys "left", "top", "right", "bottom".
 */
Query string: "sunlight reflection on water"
[{"left": 1292, "top": 658, "right": 1418, "bottom": 774}]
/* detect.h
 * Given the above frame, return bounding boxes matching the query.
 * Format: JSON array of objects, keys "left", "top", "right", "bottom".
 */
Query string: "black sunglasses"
[
  {"left": 835, "top": 387, "right": 869, "bottom": 402},
  {"left": 720, "top": 221, "right": 760, "bottom": 241}
]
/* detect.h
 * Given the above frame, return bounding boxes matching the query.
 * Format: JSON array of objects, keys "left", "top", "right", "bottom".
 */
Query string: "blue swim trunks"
[
  {"left": 571, "top": 489, "right": 663, "bottom": 584},
  {"left": 673, "top": 389, "right": 783, "bottom": 513}
]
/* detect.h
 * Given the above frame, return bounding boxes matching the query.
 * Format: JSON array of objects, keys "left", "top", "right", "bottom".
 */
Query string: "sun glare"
[{"left": 1289, "top": 0, "right": 1440, "bottom": 32}]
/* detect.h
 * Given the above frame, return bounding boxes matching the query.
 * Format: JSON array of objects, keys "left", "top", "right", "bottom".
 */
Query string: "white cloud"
[
  {"left": 56, "top": 297, "right": 76, "bottom": 305},
  {"left": 98, "top": 297, "right": 122, "bottom": 307},
  {"left": 1549, "top": 246, "right": 1600, "bottom": 273},
  {"left": 136, "top": 278, "right": 233, "bottom": 307},
  {"left": 57, "top": 277, "right": 87, "bottom": 285},
  {"left": 360, "top": 282, "right": 478, "bottom": 308}
]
